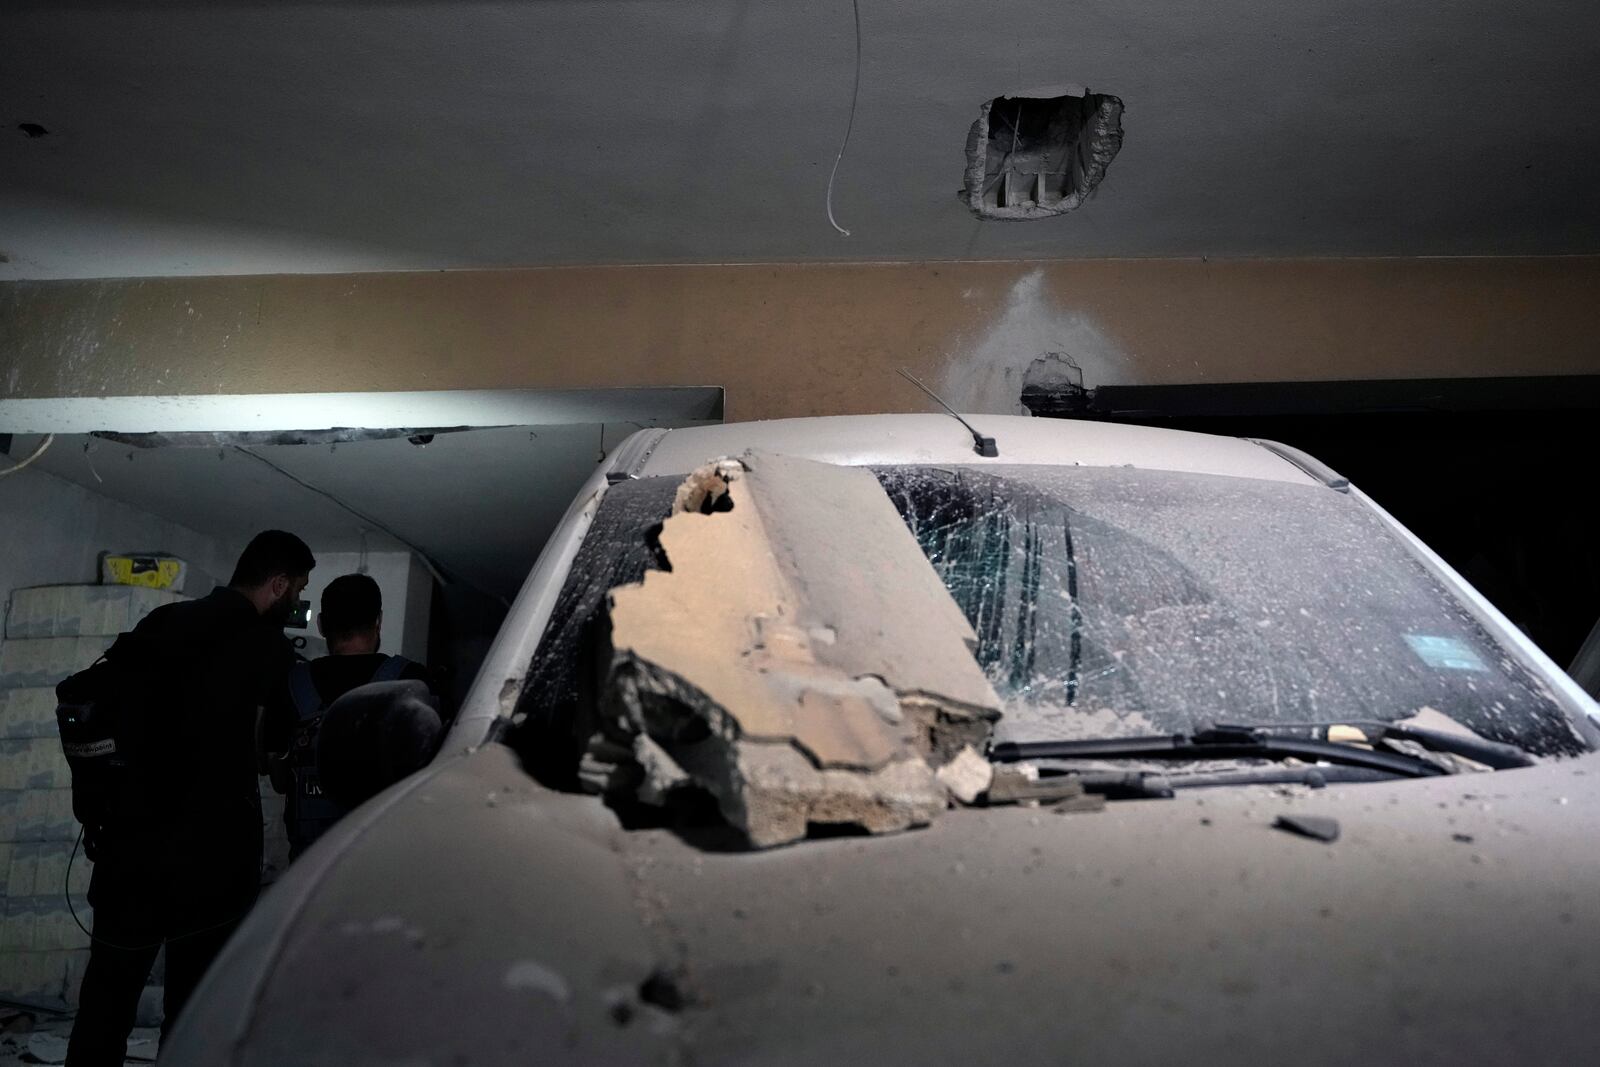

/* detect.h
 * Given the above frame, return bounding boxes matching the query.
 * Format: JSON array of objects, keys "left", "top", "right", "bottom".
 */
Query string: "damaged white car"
[{"left": 169, "top": 414, "right": 1600, "bottom": 1066}]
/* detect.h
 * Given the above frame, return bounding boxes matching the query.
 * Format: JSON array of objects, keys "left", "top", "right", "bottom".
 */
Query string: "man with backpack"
[
  {"left": 263, "top": 572, "right": 438, "bottom": 859},
  {"left": 64, "top": 530, "right": 314, "bottom": 1067}
]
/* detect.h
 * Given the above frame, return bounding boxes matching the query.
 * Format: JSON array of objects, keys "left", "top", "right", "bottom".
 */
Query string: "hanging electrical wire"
[
  {"left": 230, "top": 446, "right": 450, "bottom": 588},
  {"left": 0, "top": 433, "right": 54, "bottom": 477},
  {"left": 824, "top": 0, "right": 863, "bottom": 236}
]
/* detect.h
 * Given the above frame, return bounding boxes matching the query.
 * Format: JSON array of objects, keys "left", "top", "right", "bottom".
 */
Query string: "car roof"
[{"left": 637, "top": 413, "right": 1321, "bottom": 486}]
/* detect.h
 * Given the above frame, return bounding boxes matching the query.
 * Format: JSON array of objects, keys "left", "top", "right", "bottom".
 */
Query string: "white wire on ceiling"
[
  {"left": 824, "top": 0, "right": 863, "bottom": 237},
  {"left": 231, "top": 445, "right": 450, "bottom": 589},
  {"left": 0, "top": 434, "right": 54, "bottom": 477}
]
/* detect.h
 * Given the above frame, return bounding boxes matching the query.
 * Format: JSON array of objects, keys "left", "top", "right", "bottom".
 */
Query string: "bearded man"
[{"left": 66, "top": 530, "right": 314, "bottom": 1066}]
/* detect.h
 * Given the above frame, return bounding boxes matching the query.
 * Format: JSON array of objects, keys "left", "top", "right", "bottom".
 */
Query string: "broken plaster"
[
  {"left": 960, "top": 90, "right": 1123, "bottom": 221},
  {"left": 936, "top": 745, "right": 994, "bottom": 805},
  {"left": 600, "top": 453, "right": 1003, "bottom": 847}
]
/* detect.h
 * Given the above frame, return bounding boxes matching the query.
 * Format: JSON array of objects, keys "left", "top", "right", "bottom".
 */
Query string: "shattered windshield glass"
[
  {"left": 511, "top": 476, "right": 679, "bottom": 781},
  {"left": 874, "top": 464, "right": 1588, "bottom": 758}
]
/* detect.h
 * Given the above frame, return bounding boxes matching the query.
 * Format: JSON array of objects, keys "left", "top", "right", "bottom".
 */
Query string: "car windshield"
[
  {"left": 515, "top": 463, "right": 1590, "bottom": 767},
  {"left": 874, "top": 464, "right": 1589, "bottom": 758}
]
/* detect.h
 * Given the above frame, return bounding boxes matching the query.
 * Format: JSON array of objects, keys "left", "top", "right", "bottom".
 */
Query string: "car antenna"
[{"left": 897, "top": 369, "right": 999, "bottom": 457}]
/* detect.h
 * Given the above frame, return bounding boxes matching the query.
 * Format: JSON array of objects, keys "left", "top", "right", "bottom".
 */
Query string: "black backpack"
[{"left": 54, "top": 630, "right": 194, "bottom": 846}]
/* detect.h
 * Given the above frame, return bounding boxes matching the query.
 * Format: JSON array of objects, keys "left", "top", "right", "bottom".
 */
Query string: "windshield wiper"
[
  {"left": 1209, "top": 719, "right": 1536, "bottom": 771},
  {"left": 1036, "top": 764, "right": 1409, "bottom": 799},
  {"left": 990, "top": 723, "right": 1449, "bottom": 779}
]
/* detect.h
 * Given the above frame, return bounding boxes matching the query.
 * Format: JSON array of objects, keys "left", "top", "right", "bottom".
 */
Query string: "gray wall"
[
  {"left": 0, "top": 459, "right": 231, "bottom": 616},
  {"left": 296, "top": 550, "right": 431, "bottom": 663}
]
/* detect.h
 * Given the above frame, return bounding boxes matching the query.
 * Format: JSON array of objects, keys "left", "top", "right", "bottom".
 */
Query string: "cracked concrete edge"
[
  {"left": 599, "top": 453, "right": 1003, "bottom": 846},
  {"left": 960, "top": 93, "right": 1124, "bottom": 221}
]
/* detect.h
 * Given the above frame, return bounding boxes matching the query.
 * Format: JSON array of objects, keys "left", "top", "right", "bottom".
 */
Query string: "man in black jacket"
[
  {"left": 66, "top": 531, "right": 313, "bottom": 1067},
  {"left": 264, "top": 572, "right": 438, "bottom": 859}
]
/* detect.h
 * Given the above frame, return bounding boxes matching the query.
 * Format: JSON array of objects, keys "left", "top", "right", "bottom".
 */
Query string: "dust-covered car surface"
[{"left": 167, "top": 415, "right": 1600, "bottom": 1066}]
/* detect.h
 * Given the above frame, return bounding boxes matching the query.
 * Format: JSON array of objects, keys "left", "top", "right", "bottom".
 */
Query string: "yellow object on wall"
[{"left": 101, "top": 556, "right": 185, "bottom": 590}]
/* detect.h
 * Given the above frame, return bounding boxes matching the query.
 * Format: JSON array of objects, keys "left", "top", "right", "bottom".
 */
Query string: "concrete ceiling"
[
  {"left": 15, "top": 423, "right": 674, "bottom": 600},
  {"left": 3, "top": 1, "right": 1598, "bottom": 280}
]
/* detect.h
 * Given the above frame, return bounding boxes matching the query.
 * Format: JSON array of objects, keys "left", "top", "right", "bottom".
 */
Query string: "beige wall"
[{"left": 4, "top": 257, "right": 1599, "bottom": 421}]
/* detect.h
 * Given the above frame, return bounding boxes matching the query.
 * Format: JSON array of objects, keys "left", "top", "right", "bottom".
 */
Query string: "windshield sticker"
[{"left": 1405, "top": 634, "right": 1489, "bottom": 672}]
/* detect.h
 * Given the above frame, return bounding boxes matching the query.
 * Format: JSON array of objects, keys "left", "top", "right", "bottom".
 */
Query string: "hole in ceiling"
[
  {"left": 961, "top": 87, "right": 1123, "bottom": 220},
  {"left": 17, "top": 122, "right": 50, "bottom": 139}
]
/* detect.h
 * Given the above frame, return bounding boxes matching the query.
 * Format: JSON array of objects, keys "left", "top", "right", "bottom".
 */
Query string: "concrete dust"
[
  {"left": 938, "top": 270, "right": 1129, "bottom": 415},
  {"left": 503, "top": 960, "right": 572, "bottom": 1003}
]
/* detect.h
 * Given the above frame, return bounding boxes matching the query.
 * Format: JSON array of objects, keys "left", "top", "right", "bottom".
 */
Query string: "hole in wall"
[
  {"left": 17, "top": 123, "right": 50, "bottom": 139},
  {"left": 961, "top": 87, "right": 1123, "bottom": 220},
  {"left": 638, "top": 967, "right": 690, "bottom": 1013},
  {"left": 1021, "top": 351, "right": 1089, "bottom": 409}
]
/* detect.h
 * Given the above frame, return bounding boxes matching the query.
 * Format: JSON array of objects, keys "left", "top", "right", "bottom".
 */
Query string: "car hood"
[{"left": 167, "top": 743, "right": 1600, "bottom": 1066}]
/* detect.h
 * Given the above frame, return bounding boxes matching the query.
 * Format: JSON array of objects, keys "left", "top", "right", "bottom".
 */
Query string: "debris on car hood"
[
  {"left": 599, "top": 451, "right": 1003, "bottom": 847},
  {"left": 986, "top": 765, "right": 1106, "bottom": 811},
  {"left": 158, "top": 741, "right": 1600, "bottom": 1067},
  {"left": 1272, "top": 813, "right": 1341, "bottom": 842},
  {"left": 936, "top": 744, "right": 994, "bottom": 804}
]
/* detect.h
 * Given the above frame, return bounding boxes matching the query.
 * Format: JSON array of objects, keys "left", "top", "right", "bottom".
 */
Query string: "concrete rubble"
[
  {"left": 0, "top": 1015, "right": 158, "bottom": 1067},
  {"left": 1272, "top": 814, "right": 1341, "bottom": 843},
  {"left": 936, "top": 745, "right": 993, "bottom": 805},
  {"left": 598, "top": 452, "right": 1003, "bottom": 848}
]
